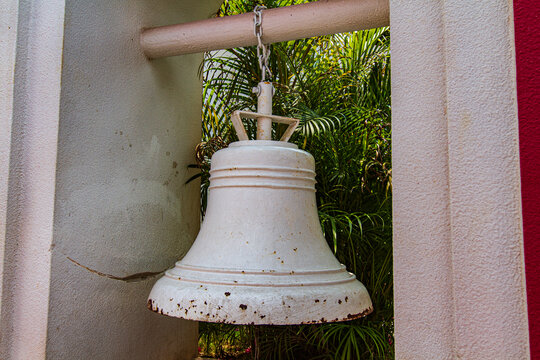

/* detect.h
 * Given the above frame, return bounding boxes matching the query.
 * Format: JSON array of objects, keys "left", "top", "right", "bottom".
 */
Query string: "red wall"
[{"left": 513, "top": 0, "right": 540, "bottom": 357}]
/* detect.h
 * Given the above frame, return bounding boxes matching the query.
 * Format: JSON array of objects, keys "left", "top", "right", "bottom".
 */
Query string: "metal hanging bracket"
[
  {"left": 253, "top": 5, "right": 272, "bottom": 82},
  {"left": 231, "top": 110, "right": 299, "bottom": 142},
  {"left": 252, "top": 7, "right": 277, "bottom": 141},
  {"left": 228, "top": 7, "right": 298, "bottom": 143}
]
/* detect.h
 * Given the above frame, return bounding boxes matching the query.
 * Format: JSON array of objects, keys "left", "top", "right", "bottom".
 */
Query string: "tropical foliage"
[{"left": 193, "top": 0, "right": 392, "bottom": 358}]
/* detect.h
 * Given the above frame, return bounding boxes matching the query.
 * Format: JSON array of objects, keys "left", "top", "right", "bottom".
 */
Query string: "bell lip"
[
  {"left": 229, "top": 140, "right": 298, "bottom": 149},
  {"left": 148, "top": 300, "right": 374, "bottom": 325},
  {"left": 147, "top": 275, "right": 373, "bottom": 325}
]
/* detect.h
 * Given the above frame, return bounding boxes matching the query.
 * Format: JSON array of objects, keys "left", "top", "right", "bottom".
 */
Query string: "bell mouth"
[
  {"left": 148, "top": 275, "right": 373, "bottom": 325},
  {"left": 229, "top": 140, "right": 298, "bottom": 149}
]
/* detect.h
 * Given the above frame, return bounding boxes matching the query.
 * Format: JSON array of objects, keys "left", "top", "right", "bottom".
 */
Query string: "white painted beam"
[{"left": 140, "top": 0, "right": 389, "bottom": 59}]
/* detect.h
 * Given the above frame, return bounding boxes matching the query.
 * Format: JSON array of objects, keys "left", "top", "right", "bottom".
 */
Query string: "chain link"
[{"left": 253, "top": 5, "right": 272, "bottom": 81}]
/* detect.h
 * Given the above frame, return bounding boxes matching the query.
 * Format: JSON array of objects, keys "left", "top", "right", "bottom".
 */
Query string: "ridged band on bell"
[{"left": 148, "top": 140, "right": 372, "bottom": 324}]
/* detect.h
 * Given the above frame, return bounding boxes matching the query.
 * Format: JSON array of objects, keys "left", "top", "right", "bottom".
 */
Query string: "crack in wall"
[{"left": 66, "top": 257, "right": 166, "bottom": 282}]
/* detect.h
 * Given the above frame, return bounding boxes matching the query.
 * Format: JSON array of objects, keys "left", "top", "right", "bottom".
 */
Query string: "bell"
[{"left": 148, "top": 110, "right": 372, "bottom": 324}]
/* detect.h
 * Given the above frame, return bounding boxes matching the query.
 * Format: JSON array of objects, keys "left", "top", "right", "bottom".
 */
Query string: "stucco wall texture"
[
  {"left": 1, "top": 0, "right": 219, "bottom": 358},
  {"left": 391, "top": 0, "right": 529, "bottom": 359}
]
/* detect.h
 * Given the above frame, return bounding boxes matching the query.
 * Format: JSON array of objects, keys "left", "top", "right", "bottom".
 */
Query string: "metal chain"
[{"left": 253, "top": 5, "right": 272, "bottom": 81}]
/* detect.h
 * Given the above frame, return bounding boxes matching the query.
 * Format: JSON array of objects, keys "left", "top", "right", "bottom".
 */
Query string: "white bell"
[{"left": 148, "top": 110, "right": 372, "bottom": 324}]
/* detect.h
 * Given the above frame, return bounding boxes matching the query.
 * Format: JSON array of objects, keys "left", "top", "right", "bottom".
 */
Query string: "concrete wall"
[
  {"left": 391, "top": 0, "right": 530, "bottom": 359},
  {"left": 1, "top": 0, "right": 219, "bottom": 358}
]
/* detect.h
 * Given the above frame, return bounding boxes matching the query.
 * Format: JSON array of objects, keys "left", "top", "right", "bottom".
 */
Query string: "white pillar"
[
  {"left": 0, "top": 1, "right": 65, "bottom": 358},
  {"left": 0, "top": 0, "right": 20, "bottom": 335},
  {"left": 391, "top": 0, "right": 529, "bottom": 358}
]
